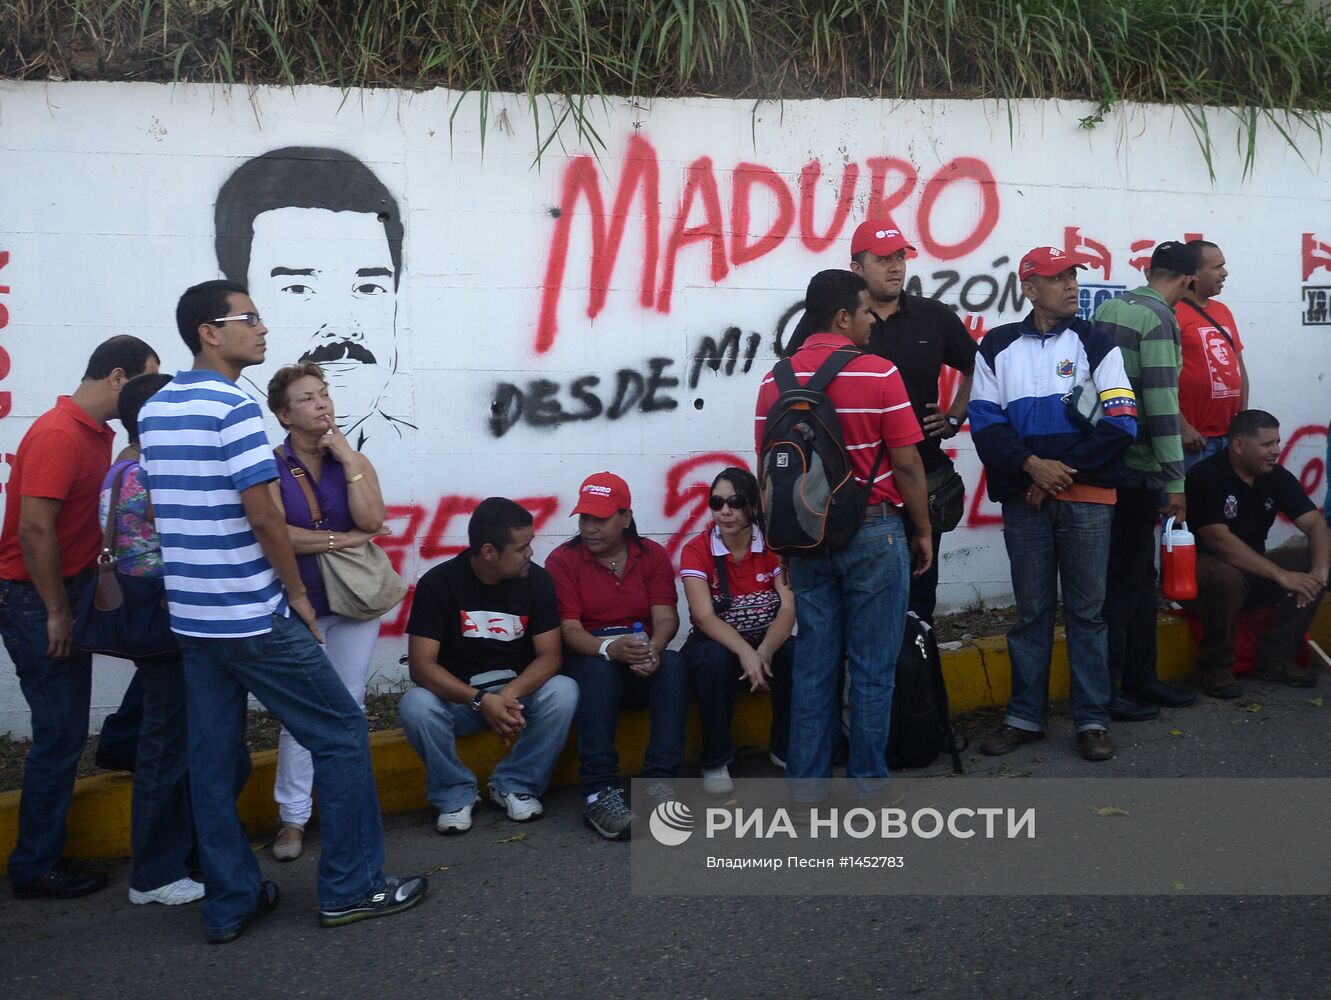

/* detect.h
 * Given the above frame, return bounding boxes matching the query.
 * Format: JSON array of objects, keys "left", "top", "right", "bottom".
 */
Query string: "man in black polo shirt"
[
  {"left": 1185, "top": 410, "right": 1330, "bottom": 698},
  {"left": 399, "top": 497, "right": 578, "bottom": 833},
  {"left": 850, "top": 221, "right": 976, "bottom": 622}
]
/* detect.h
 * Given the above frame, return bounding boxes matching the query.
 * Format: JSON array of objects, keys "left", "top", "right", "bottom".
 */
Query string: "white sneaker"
[
  {"left": 702, "top": 764, "right": 734, "bottom": 796},
  {"left": 437, "top": 797, "right": 480, "bottom": 834},
  {"left": 129, "top": 877, "right": 205, "bottom": 906},
  {"left": 489, "top": 787, "right": 544, "bottom": 822}
]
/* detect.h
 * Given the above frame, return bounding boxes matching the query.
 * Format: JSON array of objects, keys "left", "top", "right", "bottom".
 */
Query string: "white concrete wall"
[{"left": 1, "top": 82, "right": 1328, "bottom": 736}]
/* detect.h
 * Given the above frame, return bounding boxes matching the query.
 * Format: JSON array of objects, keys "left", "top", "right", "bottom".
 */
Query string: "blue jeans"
[
  {"left": 683, "top": 634, "right": 793, "bottom": 769},
  {"left": 129, "top": 654, "right": 195, "bottom": 892},
  {"left": 1001, "top": 499, "right": 1113, "bottom": 732},
  {"left": 787, "top": 516, "right": 910, "bottom": 785},
  {"left": 1183, "top": 435, "right": 1227, "bottom": 472},
  {"left": 398, "top": 674, "right": 579, "bottom": 812},
  {"left": 177, "top": 613, "right": 386, "bottom": 938},
  {"left": 564, "top": 639, "right": 689, "bottom": 796},
  {"left": 0, "top": 576, "right": 92, "bottom": 885}
]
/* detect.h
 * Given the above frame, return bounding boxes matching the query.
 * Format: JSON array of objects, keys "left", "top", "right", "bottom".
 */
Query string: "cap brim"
[{"left": 569, "top": 500, "right": 621, "bottom": 518}]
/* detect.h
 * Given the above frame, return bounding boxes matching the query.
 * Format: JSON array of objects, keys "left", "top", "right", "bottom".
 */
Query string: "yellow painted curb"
[{"left": 4, "top": 605, "right": 1329, "bottom": 861}]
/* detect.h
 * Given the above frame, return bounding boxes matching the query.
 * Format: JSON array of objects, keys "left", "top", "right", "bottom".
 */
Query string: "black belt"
[{"left": 863, "top": 503, "right": 901, "bottom": 521}]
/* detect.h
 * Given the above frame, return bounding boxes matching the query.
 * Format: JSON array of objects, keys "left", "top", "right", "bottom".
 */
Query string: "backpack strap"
[
  {"left": 804, "top": 347, "right": 863, "bottom": 394},
  {"left": 275, "top": 445, "right": 325, "bottom": 526},
  {"left": 772, "top": 357, "right": 799, "bottom": 394},
  {"left": 712, "top": 550, "right": 732, "bottom": 602}
]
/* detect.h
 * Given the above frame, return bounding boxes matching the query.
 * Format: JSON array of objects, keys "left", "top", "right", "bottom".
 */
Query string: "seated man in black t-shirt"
[
  {"left": 1185, "top": 410, "right": 1331, "bottom": 699},
  {"left": 399, "top": 497, "right": 578, "bottom": 833}
]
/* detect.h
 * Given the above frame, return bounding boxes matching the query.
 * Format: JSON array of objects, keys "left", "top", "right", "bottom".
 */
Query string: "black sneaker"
[
  {"left": 206, "top": 880, "right": 280, "bottom": 944},
  {"left": 583, "top": 787, "right": 634, "bottom": 841},
  {"left": 12, "top": 861, "right": 109, "bottom": 900},
  {"left": 319, "top": 874, "right": 429, "bottom": 927}
]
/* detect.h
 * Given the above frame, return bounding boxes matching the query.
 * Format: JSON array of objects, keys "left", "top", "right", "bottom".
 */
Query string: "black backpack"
[
  {"left": 889, "top": 613, "right": 965, "bottom": 773},
  {"left": 842, "top": 613, "right": 966, "bottom": 773},
  {"left": 758, "top": 349, "right": 883, "bottom": 556}
]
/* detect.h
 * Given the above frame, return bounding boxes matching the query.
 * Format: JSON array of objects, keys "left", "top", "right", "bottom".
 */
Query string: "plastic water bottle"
[
  {"left": 631, "top": 621, "right": 651, "bottom": 652},
  {"left": 1160, "top": 517, "right": 1198, "bottom": 602}
]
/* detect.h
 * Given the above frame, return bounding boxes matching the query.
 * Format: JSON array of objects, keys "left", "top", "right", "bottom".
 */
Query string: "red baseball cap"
[
  {"left": 850, "top": 221, "right": 917, "bottom": 259},
  {"left": 1019, "top": 246, "right": 1091, "bottom": 279},
  {"left": 570, "top": 471, "right": 632, "bottom": 518}
]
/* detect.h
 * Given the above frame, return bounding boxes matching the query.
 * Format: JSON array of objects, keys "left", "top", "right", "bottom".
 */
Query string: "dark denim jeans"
[
  {"left": 903, "top": 509, "right": 944, "bottom": 624},
  {"left": 128, "top": 654, "right": 194, "bottom": 891},
  {"left": 0, "top": 576, "right": 92, "bottom": 886},
  {"left": 564, "top": 632, "right": 689, "bottom": 796},
  {"left": 1104, "top": 485, "right": 1163, "bottom": 692},
  {"left": 1001, "top": 499, "right": 1114, "bottom": 732},
  {"left": 96, "top": 670, "right": 143, "bottom": 771},
  {"left": 178, "top": 613, "right": 386, "bottom": 938},
  {"left": 787, "top": 515, "right": 910, "bottom": 787},
  {"left": 683, "top": 634, "right": 793, "bottom": 769}
]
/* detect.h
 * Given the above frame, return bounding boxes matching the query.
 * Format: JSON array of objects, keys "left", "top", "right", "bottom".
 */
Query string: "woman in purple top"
[{"left": 266, "top": 362, "right": 391, "bottom": 861}]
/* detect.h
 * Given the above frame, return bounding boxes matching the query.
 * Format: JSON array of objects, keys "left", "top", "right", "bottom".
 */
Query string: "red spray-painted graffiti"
[
  {"left": 1278, "top": 423, "right": 1328, "bottom": 517},
  {"left": 1304, "top": 233, "right": 1331, "bottom": 281},
  {"left": 1066, "top": 228, "right": 1206, "bottom": 277},
  {"left": 536, "top": 138, "right": 1001, "bottom": 354}
]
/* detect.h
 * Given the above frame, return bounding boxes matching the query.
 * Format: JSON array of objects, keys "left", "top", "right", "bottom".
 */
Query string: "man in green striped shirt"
[{"left": 1091, "top": 242, "right": 1200, "bottom": 720}]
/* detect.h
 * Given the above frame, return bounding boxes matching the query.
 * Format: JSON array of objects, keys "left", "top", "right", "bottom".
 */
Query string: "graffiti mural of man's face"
[{"left": 248, "top": 207, "right": 398, "bottom": 418}]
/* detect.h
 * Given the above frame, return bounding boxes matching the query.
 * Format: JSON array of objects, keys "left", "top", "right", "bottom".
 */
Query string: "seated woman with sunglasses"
[
  {"left": 680, "top": 468, "right": 794, "bottom": 795},
  {"left": 545, "top": 472, "right": 689, "bottom": 841}
]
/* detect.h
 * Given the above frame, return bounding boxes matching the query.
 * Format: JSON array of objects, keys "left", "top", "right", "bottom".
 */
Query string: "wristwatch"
[
  {"left": 469, "top": 688, "right": 488, "bottom": 713},
  {"left": 598, "top": 637, "right": 616, "bottom": 661},
  {"left": 944, "top": 414, "right": 962, "bottom": 435}
]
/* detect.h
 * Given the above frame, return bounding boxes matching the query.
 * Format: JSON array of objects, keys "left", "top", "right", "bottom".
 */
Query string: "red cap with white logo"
[
  {"left": 850, "top": 221, "right": 918, "bottom": 258},
  {"left": 1019, "top": 246, "right": 1092, "bottom": 279},
  {"left": 570, "top": 471, "right": 632, "bottom": 518}
]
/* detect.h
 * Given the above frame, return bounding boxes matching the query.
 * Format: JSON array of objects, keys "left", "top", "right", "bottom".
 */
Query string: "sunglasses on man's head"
[
  {"left": 708, "top": 494, "right": 748, "bottom": 511},
  {"left": 210, "top": 312, "right": 263, "bottom": 327}
]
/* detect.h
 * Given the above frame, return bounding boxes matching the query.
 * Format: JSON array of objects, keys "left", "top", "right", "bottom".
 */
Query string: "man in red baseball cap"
[
  {"left": 850, "top": 220, "right": 977, "bottom": 624},
  {"left": 968, "top": 245, "right": 1138, "bottom": 761}
]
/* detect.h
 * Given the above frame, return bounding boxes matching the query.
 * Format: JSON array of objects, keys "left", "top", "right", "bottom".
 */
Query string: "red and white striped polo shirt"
[{"left": 753, "top": 333, "right": 923, "bottom": 506}]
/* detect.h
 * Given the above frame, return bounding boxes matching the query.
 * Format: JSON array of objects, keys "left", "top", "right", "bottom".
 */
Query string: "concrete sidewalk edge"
[{"left": 4, "top": 607, "right": 1328, "bottom": 860}]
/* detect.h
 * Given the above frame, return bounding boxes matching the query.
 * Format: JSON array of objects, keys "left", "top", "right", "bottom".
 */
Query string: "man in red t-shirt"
[
  {"left": 1, "top": 336, "right": 159, "bottom": 899},
  {"left": 754, "top": 269, "right": 930, "bottom": 789},
  {"left": 1176, "top": 240, "right": 1248, "bottom": 472}
]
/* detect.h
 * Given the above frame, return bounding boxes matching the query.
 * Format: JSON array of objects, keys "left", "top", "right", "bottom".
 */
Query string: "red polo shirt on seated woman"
[{"left": 544, "top": 471, "right": 689, "bottom": 842}]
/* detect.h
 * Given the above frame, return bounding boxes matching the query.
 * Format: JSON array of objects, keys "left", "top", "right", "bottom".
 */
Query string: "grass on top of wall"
[{"left": 4, "top": 0, "right": 1330, "bottom": 166}]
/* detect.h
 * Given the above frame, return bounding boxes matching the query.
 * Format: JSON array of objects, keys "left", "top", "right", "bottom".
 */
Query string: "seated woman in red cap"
[
  {"left": 679, "top": 467, "right": 794, "bottom": 796},
  {"left": 545, "top": 472, "right": 689, "bottom": 841}
]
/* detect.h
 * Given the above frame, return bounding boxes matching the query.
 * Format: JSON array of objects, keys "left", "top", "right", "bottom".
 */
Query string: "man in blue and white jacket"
[{"left": 967, "top": 247, "right": 1138, "bottom": 762}]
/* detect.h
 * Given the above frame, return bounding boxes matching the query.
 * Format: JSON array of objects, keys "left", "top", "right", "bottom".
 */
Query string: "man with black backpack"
[{"left": 755, "top": 269, "right": 931, "bottom": 792}]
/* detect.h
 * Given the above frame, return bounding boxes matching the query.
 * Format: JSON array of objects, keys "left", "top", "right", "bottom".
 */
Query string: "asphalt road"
[{"left": 4, "top": 675, "right": 1331, "bottom": 1000}]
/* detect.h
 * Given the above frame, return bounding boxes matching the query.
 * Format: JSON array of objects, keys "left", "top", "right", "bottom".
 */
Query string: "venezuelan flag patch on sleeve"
[{"left": 1099, "top": 387, "right": 1137, "bottom": 418}]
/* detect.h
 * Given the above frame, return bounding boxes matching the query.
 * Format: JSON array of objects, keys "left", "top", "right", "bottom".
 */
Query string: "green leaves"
[{"left": 6, "top": 0, "right": 1330, "bottom": 162}]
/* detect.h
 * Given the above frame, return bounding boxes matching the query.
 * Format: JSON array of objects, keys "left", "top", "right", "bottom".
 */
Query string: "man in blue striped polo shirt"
[{"left": 139, "top": 280, "right": 427, "bottom": 943}]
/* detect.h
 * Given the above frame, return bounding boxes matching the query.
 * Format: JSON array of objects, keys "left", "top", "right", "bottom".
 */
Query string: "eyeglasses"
[
  {"left": 708, "top": 495, "right": 747, "bottom": 511},
  {"left": 210, "top": 312, "right": 263, "bottom": 327}
]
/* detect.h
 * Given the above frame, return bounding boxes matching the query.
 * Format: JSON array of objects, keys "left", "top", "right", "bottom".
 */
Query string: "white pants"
[{"left": 273, "top": 614, "right": 382, "bottom": 826}]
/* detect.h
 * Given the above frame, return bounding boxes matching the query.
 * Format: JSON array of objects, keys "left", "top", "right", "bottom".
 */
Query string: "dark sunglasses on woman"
[{"left": 708, "top": 494, "right": 748, "bottom": 511}]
